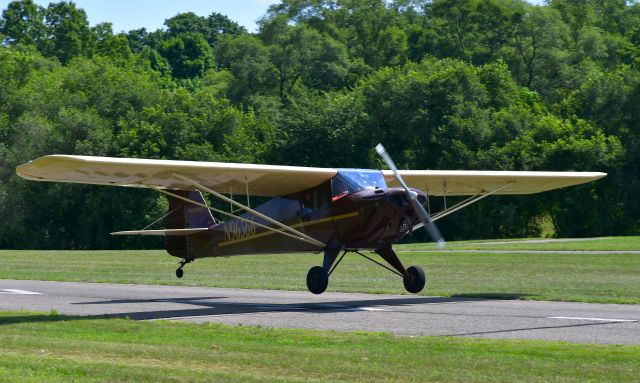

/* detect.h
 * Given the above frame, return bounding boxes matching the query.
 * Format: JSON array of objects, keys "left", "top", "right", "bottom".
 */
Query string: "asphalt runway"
[{"left": 1, "top": 279, "right": 639, "bottom": 345}]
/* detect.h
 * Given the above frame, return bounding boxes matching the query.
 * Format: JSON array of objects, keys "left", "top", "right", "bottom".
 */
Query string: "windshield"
[{"left": 331, "top": 169, "right": 387, "bottom": 198}]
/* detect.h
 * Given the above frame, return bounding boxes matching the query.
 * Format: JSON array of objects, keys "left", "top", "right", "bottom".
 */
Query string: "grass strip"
[
  {"left": 2, "top": 243, "right": 640, "bottom": 303},
  {"left": 0, "top": 310, "right": 638, "bottom": 382},
  {"left": 401, "top": 236, "right": 640, "bottom": 251}
]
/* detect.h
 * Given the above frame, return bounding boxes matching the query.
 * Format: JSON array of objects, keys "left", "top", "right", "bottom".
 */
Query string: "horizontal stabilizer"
[{"left": 110, "top": 228, "right": 209, "bottom": 236}]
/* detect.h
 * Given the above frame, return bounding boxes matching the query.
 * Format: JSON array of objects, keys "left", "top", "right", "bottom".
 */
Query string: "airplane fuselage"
[{"left": 165, "top": 169, "right": 426, "bottom": 260}]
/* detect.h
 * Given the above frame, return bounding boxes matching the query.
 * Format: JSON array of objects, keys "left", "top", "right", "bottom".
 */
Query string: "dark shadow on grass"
[
  {"left": 451, "top": 293, "right": 533, "bottom": 300},
  {"left": 0, "top": 312, "right": 108, "bottom": 325}
]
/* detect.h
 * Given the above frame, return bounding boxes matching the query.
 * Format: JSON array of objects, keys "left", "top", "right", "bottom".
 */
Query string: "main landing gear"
[
  {"left": 175, "top": 258, "right": 193, "bottom": 278},
  {"left": 305, "top": 248, "right": 345, "bottom": 294},
  {"left": 305, "top": 245, "right": 426, "bottom": 294},
  {"left": 403, "top": 265, "right": 426, "bottom": 293},
  {"left": 306, "top": 266, "right": 329, "bottom": 294}
]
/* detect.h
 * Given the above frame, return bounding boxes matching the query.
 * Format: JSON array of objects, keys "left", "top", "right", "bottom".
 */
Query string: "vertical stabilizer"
[
  {"left": 165, "top": 190, "right": 215, "bottom": 259},
  {"left": 167, "top": 190, "right": 215, "bottom": 229},
  {"left": 184, "top": 190, "right": 216, "bottom": 228}
]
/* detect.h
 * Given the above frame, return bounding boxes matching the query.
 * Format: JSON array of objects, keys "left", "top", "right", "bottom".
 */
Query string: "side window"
[
  {"left": 316, "top": 181, "right": 331, "bottom": 209},
  {"left": 301, "top": 181, "right": 331, "bottom": 220}
]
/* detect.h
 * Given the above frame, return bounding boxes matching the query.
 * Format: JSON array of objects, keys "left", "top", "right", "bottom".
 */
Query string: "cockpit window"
[{"left": 331, "top": 169, "right": 387, "bottom": 200}]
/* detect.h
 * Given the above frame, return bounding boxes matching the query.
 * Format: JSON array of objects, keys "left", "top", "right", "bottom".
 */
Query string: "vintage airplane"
[{"left": 16, "top": 144, "right": 605, "bottom": 294}]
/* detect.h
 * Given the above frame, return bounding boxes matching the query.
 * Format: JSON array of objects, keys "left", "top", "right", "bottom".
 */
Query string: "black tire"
[
  {"left": 306, "top": 266, "right": 328, "bottom": 294},
  {"left": 176, "top": 268, "right": 184, "bottom": 279},
  {"left": 403, "top": 265, "right": 425, "bottom": 293}
]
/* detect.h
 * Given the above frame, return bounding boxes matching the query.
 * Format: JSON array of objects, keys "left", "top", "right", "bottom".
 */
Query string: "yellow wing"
[
  {"left": 383, "top": 170, "right": 606, "bottom": 196},
  {"left": 16, "top": 155, "right": 605, "bottom": 197},
  {"left": 16, "top": 155, "right": 337, "bottom": 197}
]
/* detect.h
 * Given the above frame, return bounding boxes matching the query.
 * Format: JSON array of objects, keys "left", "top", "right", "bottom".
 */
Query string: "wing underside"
[
  {"left": 16, "top": 155, "right": 338, "bottom": 197},
  {"left": 383, "top": 170, "right": 606, "bottom": 196},
  {"left": 16, "top": 155, "right": 605, "bottom": 197}
]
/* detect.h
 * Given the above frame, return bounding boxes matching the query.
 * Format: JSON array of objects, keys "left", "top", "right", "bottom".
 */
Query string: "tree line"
[{"left": 0, "top": 0, "right": 638, "bottom": 249}]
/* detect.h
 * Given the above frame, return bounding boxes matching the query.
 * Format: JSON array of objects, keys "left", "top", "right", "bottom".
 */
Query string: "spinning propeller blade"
[{"left": 375, "top": 143, "right": 445, "bottom": 249}]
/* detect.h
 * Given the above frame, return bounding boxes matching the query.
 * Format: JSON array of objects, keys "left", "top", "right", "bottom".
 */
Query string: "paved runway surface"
[{"left": 2, "top": 279, "right": 639, "bottom": 345}]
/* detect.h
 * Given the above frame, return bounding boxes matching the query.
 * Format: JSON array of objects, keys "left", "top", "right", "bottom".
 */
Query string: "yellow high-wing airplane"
[{"left": 17, "top": 144, "right": 605, "bottom": 294}]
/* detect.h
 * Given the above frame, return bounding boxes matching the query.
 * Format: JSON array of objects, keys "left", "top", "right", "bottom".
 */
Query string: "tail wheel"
[
  {"left": 403, "top": 265, "right": 426, "bottom": 293},
  {"left": 175, "top": 258, "right": 193, "bottom": 279},
  {"left": 306, "top": 266, "right": 329, "bottom": 294}
]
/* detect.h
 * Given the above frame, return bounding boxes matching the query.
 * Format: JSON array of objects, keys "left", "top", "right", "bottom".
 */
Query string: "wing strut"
[
  {"left": 145, "top": 184, "right": 325, "bottom": 248},
  {"left": 171, "top": 172, "right": 325, "bottom": 247},
  {"left": 414, "top": 182, "right": 514, "bottom": 230}
]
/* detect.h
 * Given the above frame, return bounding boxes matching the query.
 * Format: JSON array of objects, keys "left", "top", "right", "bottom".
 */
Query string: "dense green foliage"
[{"left": 0, "top": 0, "right": 637, "bottom": 249}]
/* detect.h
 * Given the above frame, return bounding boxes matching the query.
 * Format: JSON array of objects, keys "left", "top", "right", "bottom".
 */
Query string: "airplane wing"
[
  {"left": 383, "top": 170, "right": 606, "bottom": 196},
  {"left": 16, "top": 155, "right": 337, "bottom": 197},
  {"left": 16, "top": 155, "right": 605, "bottom": 198}
]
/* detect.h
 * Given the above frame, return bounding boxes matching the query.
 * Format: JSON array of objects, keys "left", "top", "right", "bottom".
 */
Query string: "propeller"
[{"left": 375, "top": 143, "right": 445, "bottom": 249}]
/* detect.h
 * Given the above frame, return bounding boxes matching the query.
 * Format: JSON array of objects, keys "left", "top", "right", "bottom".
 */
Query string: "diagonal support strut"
[
  {"left": 172, "top": 173, "right": 325, "bottom": 247},
  {"left": 144, "top": 184, "right": 325, "bottom": 248},
  {"left": 414, "top": 182, "right": 514, "bottom": 230}
]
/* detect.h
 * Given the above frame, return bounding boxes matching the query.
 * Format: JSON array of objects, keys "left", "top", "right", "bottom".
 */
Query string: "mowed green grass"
[
  {"left": 402, "top": 236, "right": 640, "bottom": 251},
  {"left": 1, "top": 237, "right": 640, "bottom": 303},
  {"left": 0, "top": 311, "right": 638, "bottom": 383}
]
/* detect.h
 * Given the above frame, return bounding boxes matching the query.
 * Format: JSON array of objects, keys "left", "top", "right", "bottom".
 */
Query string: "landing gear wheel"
[
  {"left": 306, "top": 266, "right": 328, "bottom": 294},
  {"left": 175, "top": 258, "right": 193, "bottom": 279},
  {"left": 403, "top": 265, "right": 425, "bottom": 293}
]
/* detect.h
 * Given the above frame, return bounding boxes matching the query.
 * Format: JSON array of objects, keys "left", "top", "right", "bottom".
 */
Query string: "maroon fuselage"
[{"left": 166, "top": 176, "right": 427, "bottom": 260}]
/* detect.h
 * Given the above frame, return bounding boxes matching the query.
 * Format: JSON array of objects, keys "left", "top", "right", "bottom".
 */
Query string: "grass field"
[
  {"left": 2, "top": 239, "right": 639, "bottom": 381},
  {"left": 1, "top": 237, "right": 640, "bottom": 303},
  {"left": 403, "top": 236, "right": 640, "bottom": 251},
  {"left": 0, "top": 310, "right": 638, "bottom": 382}
]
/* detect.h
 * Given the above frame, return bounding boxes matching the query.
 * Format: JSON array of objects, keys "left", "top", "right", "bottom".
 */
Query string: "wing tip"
[
  {"left": 594, "top": 172, "right": 607, "bottom": 179},
  {"left": 15, "top": 162, "right": 37, "bottom": 181}
]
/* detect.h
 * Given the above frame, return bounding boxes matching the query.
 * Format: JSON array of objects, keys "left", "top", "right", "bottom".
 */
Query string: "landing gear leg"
[
  {"left": 176, "top": 258, "right": 193, "bottom": 279},
  {"left": 375, "top": 244, "right": 426, "bottom": 294}
]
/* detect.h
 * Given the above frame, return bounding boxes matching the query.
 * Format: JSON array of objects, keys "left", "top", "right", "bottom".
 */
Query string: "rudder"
[
  {"left": 165, "top": 190, "right": 215, "bottom": 258},
  {"left": 166, "top": 190, "right": 215, "bottom": 229}
]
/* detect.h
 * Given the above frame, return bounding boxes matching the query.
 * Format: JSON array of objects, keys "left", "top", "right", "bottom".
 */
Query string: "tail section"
[
  {"left": 165, "top": 190, "right": 216, "bottom": 259},
  {"left": 167, "top": 190, "right": 216, "bottom": 229}
]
